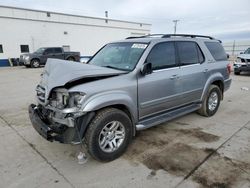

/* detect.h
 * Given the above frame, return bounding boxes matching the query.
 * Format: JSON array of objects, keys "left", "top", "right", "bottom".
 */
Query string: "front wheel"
[
  {"left": 85, "top": 108, "right": 133, "bottom": 162},
  {"left": 197, "top": 85, "right": 222, "bottom": 117},
  {"left": 31, "top": 59, "right": 40, "bottom": 68}
]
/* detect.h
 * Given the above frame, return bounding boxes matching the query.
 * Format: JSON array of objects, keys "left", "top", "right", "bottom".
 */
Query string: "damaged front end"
[{"left": 29, "top": 86, "right": 94, "bottom": 144}]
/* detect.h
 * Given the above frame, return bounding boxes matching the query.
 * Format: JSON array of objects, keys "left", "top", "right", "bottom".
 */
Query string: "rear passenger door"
[
  {"left": 53, "top": 48, "right": 64, "bottom": 59},
  {"left": 138, "top": 42, "right": 182, "bottom": 119},
  {"left": 176, "top": 41, "right": 207, "bottom": 104}
]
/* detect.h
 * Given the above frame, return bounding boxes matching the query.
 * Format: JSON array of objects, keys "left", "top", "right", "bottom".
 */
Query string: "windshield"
[
  {"left": 34, "top": 48, "right": 45, "bottom": 54},
  {"left": 244, "top": 48, "right": 250, "bottom": 54},
  {"left": 88, "top": 42, "right": 148, "bottom": 71}
]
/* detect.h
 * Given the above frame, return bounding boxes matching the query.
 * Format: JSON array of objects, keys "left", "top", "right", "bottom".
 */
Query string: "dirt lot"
[{"left": 0, "top": 67, "right": 250, "bottom": 188}]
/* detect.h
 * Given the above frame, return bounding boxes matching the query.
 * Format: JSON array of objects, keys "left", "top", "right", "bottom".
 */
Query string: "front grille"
[
  {"left": 241, "top": 58, "right": 250, "bottom": 63},
  {"left": 36, "top": 85, "right": 46, "bottom": 103}
]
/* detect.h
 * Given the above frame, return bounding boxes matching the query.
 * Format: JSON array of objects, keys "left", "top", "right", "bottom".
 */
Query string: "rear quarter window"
[{"left": 205, "top": 42, "right": 227, "bottom": 61}]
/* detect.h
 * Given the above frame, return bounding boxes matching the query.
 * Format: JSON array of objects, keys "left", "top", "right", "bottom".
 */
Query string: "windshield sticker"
[{"left": 132, "top": 43, "right": 148, "bottom": 49}]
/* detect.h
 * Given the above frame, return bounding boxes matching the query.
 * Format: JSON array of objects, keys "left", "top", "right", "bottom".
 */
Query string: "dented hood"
[{"left": 40, "top": 59, "right": 125, "bottom": 95}]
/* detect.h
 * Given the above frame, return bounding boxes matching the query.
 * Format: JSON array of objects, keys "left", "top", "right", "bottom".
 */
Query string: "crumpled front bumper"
[
  {"left": 29, "top": 104, "right": 74, "bottom": 143},
  {"left": 28, "top": 104, "right": 95, "bottom": 144}
]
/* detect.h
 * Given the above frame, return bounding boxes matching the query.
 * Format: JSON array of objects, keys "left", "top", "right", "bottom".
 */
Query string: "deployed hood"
[{"left": 40, "top": 59, "right": 125, "bottom": 95}]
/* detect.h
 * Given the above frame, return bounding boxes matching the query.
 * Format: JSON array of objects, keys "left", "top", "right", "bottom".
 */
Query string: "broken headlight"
[{"left": 70, "top": 92, "right": 86, "bottom": 108}]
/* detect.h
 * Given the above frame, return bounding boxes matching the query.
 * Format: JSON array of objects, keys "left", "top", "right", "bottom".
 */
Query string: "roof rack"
[
  {"left": 126, "top": 34, "right": 219, "bottom": 41},
  {"left": 162, "top": 34, "right": 214, "bottom": 40},
  {"left": 125, "top": 34, "right": 166, "bottom": 39}
]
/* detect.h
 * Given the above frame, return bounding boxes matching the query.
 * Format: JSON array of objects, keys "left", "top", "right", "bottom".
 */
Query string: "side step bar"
[{"left": 136, "top": 103, "right": 201, "bottom": 131}]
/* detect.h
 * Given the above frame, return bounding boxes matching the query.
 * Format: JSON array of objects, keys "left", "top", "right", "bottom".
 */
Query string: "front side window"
[
  {"left": 147, "top": 42, "right": 176, "bottom": 70},
  {"left": 177, "top": 41, "right": 203, "bottom": 65},
  {"left": 44, "top": 48, "right": 54, "bottom": 55},
  {"left": 205, "top": 42, "right": 227, "bottom": 61},
  {"left": 34, "top": 48, "right": 45, "bottom": 54},
  {"left": 88, "top": 42, "right": 147, "bottom": 71},
  {"left": 20, "top": 45, "right": 29, "bottom": 53}
]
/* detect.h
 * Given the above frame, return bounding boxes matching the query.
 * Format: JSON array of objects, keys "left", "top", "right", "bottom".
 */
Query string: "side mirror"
[
  {"left": 141, "top": 63, "right": 152, "bottom": 75},
  {"left": 227, "top": 54, "right": 230, "bottom": 59}
]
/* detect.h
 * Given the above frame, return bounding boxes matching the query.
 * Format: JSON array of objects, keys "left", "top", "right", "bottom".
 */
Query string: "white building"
[{"left": 0, "top": 6, "right": 151, "bottom": 66}]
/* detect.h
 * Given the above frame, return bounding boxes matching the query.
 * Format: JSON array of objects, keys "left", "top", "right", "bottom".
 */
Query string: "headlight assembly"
[{"left": 71, "top": 92, "right": 86, "bottom": 108}]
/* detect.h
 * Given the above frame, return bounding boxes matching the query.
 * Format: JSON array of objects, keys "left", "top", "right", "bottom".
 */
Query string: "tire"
[
  {"left": 85, "top": 108, "right": 133, "bottom": 162},
  {"left": 197, "top": 85, "right": 222, "bottom": 117},
  {"left": 67, "top": 57, "right": 75, "bottom": 61},
  {"left": 31, "top": 59, "right": 40, "bottom": 68},
  {"left": 234, "top": 71, "right": 240, "bottom": 75}
]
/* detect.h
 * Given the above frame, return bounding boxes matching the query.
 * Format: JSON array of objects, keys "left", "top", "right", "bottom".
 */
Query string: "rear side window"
[
  {"left": 176, "top": 41, "right": 204, "bottom": 65},
  {"left": 54, "top": 48, "right": 62, "bottom": 53},
  {"left": 205, "top": 42, "right": 227, "bottom": 61},
  {"left": 147, "top": 42, "right": 176, "bottom": 70}
]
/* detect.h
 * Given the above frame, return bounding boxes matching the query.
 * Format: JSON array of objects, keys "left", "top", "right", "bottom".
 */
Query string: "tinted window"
[
  {"left": 0, "top": 45, "right": 3, "bottom": 53},
  {"left": 147, "top": 42, "right": 176, "bottom": 70},
  {"left": 205, "top": 42, "right": 227, "bottom": 61},
  {"left": 44, "top": 48, "right": 54, "bottom": 55},
  {"left": 20, "top": 45, "right": 29, "bottom": 53},
  {"left": 54, "top": 48, "right": 62, "bottom": 53},
  {"left": 177, "top": 42, "right": 203, "bottom": 65}
]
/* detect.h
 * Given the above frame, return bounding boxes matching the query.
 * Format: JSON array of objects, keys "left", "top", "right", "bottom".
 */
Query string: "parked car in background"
[
  {"left": 20, "top": 47, "right": 80, "bottom": 68},
  {"left": 29, "top": 34, "right": 231, "bottom": 162},
  {"left": 80, "top": 56, "right": 92, "bottom": 64},
  {"left": 234, "top": 47, "right": 250, "bottom": 75}
]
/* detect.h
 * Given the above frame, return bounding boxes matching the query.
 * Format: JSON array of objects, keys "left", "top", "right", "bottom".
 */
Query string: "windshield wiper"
[{"left": 102, "top": 65, "right": 129, "bottom": 71}]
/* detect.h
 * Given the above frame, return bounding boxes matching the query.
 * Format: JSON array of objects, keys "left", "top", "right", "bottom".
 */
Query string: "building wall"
[{"left": 0, "top": 6, "right": 151, "bottom": 66}]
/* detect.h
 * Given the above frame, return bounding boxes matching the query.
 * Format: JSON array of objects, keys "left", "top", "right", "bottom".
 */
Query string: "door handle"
[
  {"left": 203, "top": 69, "right": 208, "bottom": 73},
  {"left": 170, "top": 75, "right": 178, "bottom": 80}
]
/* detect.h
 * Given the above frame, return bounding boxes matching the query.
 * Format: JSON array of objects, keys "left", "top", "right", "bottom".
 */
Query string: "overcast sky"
[{"left": 1, "top": 0, "right": 250, "bottom": 41}]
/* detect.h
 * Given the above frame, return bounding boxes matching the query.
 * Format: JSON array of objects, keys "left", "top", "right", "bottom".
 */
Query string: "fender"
[
  {"left": 201, "top": 73, "right": 224, "bottom": 101},
  {"left": 82, "top": 91, "right": 138, "bottom": 123}
]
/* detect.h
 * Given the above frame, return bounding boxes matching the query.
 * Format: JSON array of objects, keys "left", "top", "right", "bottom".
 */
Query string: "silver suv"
[{"left": 29, "top": 34, "right": 232, "bottom": 161}]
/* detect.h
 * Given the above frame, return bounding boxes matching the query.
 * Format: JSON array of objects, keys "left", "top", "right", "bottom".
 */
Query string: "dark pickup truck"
[{"left": 20, "top": 47, "right": 80, "bottom": 68}]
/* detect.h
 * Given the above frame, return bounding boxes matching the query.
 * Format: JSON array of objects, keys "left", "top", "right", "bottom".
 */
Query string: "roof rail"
[
  {"left": 126, "top": 34, "right": 220, "bottom": 42},
  {"left": 162, "top": 34, "right": 214, "bottom": 40},
  {"left": 126, "top": 34, "right": 165, "bottom": 39}
]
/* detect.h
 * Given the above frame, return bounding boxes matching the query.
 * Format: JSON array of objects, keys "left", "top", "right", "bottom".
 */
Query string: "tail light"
[{"left": 227, "top": 63, "right": 231, "bottom": 75}]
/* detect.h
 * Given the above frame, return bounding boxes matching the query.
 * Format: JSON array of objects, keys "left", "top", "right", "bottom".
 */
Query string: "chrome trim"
[{"left": 153, "top": 66, "right": 180, "bottom": 73}]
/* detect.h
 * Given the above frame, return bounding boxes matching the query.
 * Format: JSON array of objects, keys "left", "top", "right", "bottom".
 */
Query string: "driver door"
[{"left": 138, "top": 42, "right": 182, "bottom": 119}]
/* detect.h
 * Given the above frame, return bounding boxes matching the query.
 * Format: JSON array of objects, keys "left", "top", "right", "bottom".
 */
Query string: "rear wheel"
[
  {"left": 85, "top": 108, "right": 132, "bottom": 162},
  {"left": 198, "top": 85, "right": 222, "bottom": 117},
  {"left": 31, "top": 59, "right": 40, "bottom": 68},
  {"left": 67, "top": 57, "right": 75, "bottom": 61}
]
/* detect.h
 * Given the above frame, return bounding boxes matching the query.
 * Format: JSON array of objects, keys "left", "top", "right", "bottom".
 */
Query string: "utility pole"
[{"left": 173, "top": 20, "right": 180, "bottom": 34}]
